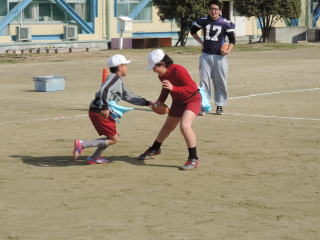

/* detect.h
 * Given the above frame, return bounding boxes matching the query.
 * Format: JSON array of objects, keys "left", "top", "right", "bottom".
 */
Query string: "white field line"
[
  {"left": 209, "top": 117, "right": 320, "bottom": 129},
  {"left": 225, "top": 113, "right": 320, "bottom": 122},
  {"left": 221, "top": 87, "right": 320, "bottom": 122},
  {"left": 227, "top": 87, "right": 320, "bottom": 100},
  {"left": 0, "top": 114, "right": 87, "bottom": 125},
  {"left": 0, "top": 87, "right": 320, "bottom": 125}
]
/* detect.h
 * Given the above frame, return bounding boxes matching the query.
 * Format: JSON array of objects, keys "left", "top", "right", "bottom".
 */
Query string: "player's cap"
[
  {"left": 147, "top": 49, "right": 165, "bottom": 70},
  {"left": 108, "top": 55, "right": 132, "bottom": 68}
]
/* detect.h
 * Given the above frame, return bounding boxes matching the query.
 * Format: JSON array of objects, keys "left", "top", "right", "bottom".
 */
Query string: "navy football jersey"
[{"left": 193, "top": 16, "right": 235, "bottom": 55}]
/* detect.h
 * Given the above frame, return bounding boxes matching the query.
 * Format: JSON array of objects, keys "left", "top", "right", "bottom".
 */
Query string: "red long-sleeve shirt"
[{"left": 158, "top": 64, "right": 199, "bottom": 104}]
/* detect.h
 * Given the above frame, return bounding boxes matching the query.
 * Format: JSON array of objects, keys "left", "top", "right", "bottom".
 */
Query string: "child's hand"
[
  {"left": 100, "top": 110, "right": 110, "bottom": 119},
  {"left": 162, "top": 80, "right": 173, "bottom": 91},
  {"left": 220, "top": 49, "right": 230, "bottom": 56},
  {"left": 150, "top": 100, "right": 160, "bottom": 107},
  {"left": 147, "top": 101, "right": 155, "bottom": 108}
]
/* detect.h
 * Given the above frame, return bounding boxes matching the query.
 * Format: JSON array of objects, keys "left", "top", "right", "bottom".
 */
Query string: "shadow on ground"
[{"left": 9, "top": 155, "right": 178, "bottom": 169}]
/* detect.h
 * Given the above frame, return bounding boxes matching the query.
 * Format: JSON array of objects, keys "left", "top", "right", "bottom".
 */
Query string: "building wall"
[
  {"left": 78, "top": 0, "right": 106, "bottom": 41},
  {"left": 1, "top": 0, "right": 108, "bottom": 43},
  {"left": 0, "top": 0, "right": 179, "bottom": 44},
  {"left": 1, "top": 0, "right": 318, "bottom": 46},
  {"left": 107, "top": 1, "right": 179, "bottom": 39}
]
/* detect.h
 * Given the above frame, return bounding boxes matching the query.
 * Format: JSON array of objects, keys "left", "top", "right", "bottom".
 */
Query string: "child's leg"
[
  {"left": 81, "top": 138, "right": 108, "bottom": 149},
  {"left": 155, "top": 116, "right": 181, "bottom": 144},
  {"left": 81, "top": 132, "right": 118, "bottom": 149},
  {"left": 200, "top": 53, "right": 214, "bottom": 102},
  {"left": 179, "top": 110, "right": 200, "bottom": 170},
  {"left": 212, "top": 55, "right": 228, "bottom": 107},
  {"left": 107, "top": 134, "right": 119, "bottom": 146},
  {"left": 180, "top": 110, "right": 197, "bottom": 148},
  {"left": 91, "top": 134, "right": 119, "bottom": 159},
  {"left": 138, "top": 116, "right": 180, "bottom": 160},
  {"left": 73, "top": 138, "right": 108, "bottom": 161}
]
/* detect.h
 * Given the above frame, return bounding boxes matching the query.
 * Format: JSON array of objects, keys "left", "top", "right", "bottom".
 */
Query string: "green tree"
[
  {"left": 234, "top": 0, "right": 301, "bottom": 42},
  {"left": 153, "top": 0, "right": 208, "bottom": 46}
]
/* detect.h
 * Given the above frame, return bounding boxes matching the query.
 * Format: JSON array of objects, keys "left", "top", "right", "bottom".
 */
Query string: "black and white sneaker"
[
  {"left": 216, "top": 106, "right": 224, "bottom": 115},
  {"left": 198, "top": 110, "right": 206, "bottom": 116},
  {"left": 138, "top": 147, "right": 161, "bottom": 160}
]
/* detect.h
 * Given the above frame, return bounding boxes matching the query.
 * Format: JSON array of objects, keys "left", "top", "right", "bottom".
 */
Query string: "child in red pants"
[
  {"left": 73, "top": 55, "right": 151, "bottom": 164},
  {"left": 139, "top": 49, "right": 201, "bottom": 170}
]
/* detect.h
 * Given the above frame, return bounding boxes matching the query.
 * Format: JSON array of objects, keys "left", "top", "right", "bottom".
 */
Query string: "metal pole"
[
  {"left": 20, "top": 0, "right": 23, "bottom": 27},
  {"left": 119, "top": 29, "right": 123, "bottom": 50}
]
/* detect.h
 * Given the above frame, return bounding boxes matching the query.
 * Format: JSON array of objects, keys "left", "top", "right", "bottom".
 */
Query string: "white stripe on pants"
[{"left": 199, "top": 52, "right": 228, "bottom": 107}]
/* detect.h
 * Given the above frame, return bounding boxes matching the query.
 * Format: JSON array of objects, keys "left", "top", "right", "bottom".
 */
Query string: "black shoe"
[
  {"left": 216, "top": 106, "right": 224, "bottom": 115},
  {"left": 138, "top": 147, "right": 161, "bottom": 160}
]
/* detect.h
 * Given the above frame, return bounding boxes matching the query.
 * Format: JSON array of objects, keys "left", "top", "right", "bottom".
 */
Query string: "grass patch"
[
  {"left": 0, "top": 54, "right": 25, "bottom": 64},
  {"left": 0, "top": 58, "right": 21, "bottom": 64},
  {"left": 166, "top": 43, "right": 320, "bottom": 54},
  {"left": 234, "top": 43, "right": 320, "bottom": 52},
  {"left": 49, "top": 59, "right": 67, "bottom": 63},
  {"left": 105, "top": 43, "right": 320, "bottom": 55},
  {"left": 0, "top": 43, "right": 318, "bottom": 64}
]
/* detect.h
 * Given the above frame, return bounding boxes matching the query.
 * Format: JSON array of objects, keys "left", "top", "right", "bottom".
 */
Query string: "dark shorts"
[
  {"left": 89, "top": 111, "right": 118, "bottom": 138},
  {"left": 169, "top": 93, "right": 201, "bottom": 118}
]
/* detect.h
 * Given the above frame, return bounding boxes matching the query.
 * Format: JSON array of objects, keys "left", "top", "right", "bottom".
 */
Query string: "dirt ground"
[{"left": 0, "top": 46, "right": 319, "bottom": 240}]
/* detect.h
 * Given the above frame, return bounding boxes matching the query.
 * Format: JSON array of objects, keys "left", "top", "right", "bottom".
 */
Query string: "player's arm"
[
  {"left": 221, "top": 21, "right": 236, "bottom": 56},
  {"left": 191, "top": 19, "right": 204, "bottom": 48},
  {"left": 191, "top": 30, "right": 203, "bottom": 48},
  {"left": 225, "top": 32, "right": 236, "bottom": 54},
  {"left": 157, "top": 87, "right": 170, "bottom": 104},
  {"left": 163, "top": 68, "right": 195, "bottom": 97},
  {"left": 122, "top": 88, "right": 151, "bottom": 106}
]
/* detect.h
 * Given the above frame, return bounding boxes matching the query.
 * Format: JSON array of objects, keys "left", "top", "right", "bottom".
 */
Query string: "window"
[
  {"left": 118, "top": 3, "right": 129, "bottom": 17},
  {"left": 6, "top": 0, "right": 91, "bottom": 23},
  {"left": 139, "top": 2, "right": 152, "bottom": 21},
  {"left": 0, "top": 0, "right": 7, "bottom": 16},
  {"left": 8, "top": 2, "right": 18, "bottom": 10},
  {"left": 66, "top": 3, "right": 76, "bottom": 23},
  {"left": 66, "top": 2, "right": 90, "bottom": 22},
  {"left": 52, "top": 4, "right": 65, "bottom": 21},
  {"left": 66, "top": 0, "right": 90, "bottom": 21},
  {"left": 39, "top": 3, "right": 52, "bottom": 21},
  {"left": 117, "top": 0, "right": 152, "bottom": 22},
  {"left": 24, "top": 3, "right": 38, "bottom": 21},
  {"left": 9, "top": 2, "right": 21, "bottom": 22},
  {"left": 313, "top": 0, "right": 319, "bottom": 11}
]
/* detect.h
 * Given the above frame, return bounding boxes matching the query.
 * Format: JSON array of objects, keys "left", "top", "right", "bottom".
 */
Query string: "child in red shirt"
[{"left": 139, "top": 49, "right": 201, "bottom": 170}]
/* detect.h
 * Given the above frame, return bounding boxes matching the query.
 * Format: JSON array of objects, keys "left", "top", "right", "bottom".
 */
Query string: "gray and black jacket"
[{"left": 89, "top": 73, "right": 149, "bottom": 113}]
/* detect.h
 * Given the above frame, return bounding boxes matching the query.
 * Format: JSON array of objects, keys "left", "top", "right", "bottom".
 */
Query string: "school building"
[{"left": 0, "top": 0, "right": 319, "bottom": 50}]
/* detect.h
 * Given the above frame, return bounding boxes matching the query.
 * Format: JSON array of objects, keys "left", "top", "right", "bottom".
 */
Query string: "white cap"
[
  {"left": 108, "top": 54, "right": 131, "bottom": 68},
  {"left": 147, "top": 49, "right": 165, "bottom": 70}
]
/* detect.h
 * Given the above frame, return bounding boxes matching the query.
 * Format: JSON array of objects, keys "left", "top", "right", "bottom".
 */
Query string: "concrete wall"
[
  {"left": 269, "top": 27, "right": 307, "bottom": 43},
  {"left": 307, "top": 28, "right": 320, "bottom": 41}
]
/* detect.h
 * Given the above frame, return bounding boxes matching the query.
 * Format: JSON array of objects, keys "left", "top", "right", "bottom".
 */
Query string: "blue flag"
[
  {"left": 198, "top": 87, "right": 212, "bottom": 113},
  {"left": 108, "top": 101, "right": 134, "bottom": 123}
]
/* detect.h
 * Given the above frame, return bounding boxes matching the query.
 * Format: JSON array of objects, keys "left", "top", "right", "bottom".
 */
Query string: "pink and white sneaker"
[
  {"left": 179, "top": 159, "right": 200, "bottom": 170},
  {"left": 73, "top": 140, "right": 84, "bottom": 161},
  {"left": 86, "top": 157, "right": 110, "bottom": 165}
]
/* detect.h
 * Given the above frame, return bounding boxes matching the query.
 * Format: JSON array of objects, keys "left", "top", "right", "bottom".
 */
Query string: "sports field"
[{"left": 0, "top": 44, "right": 319, "bottom": 240}]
